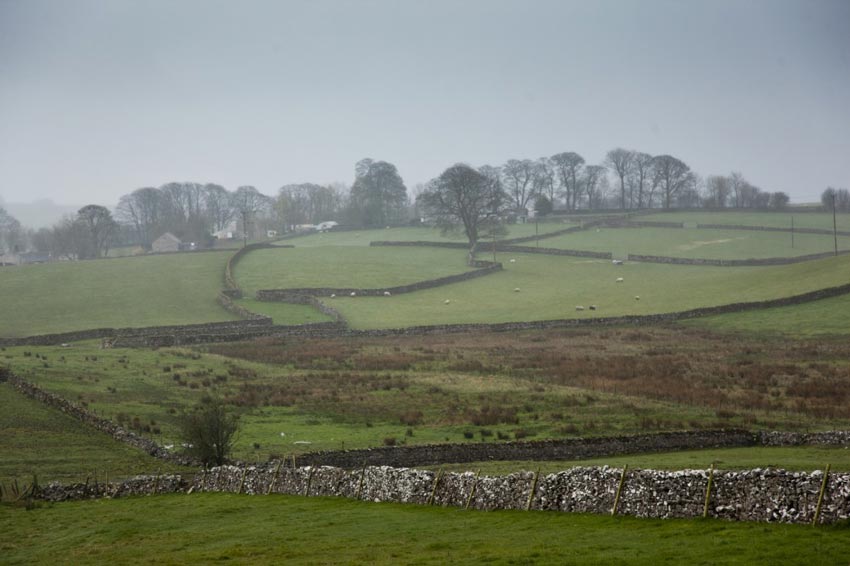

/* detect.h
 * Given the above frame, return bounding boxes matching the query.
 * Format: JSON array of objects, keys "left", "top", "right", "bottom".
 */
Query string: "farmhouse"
[{"left": 151, "top": 232, "right": 182, "bottom": 253}]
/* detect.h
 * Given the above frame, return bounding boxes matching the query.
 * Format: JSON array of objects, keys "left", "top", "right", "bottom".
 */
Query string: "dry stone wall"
[
  {"left": 628, "top": 250, "right": 850, "bottom": 266},
  {"left": 697, "top": 223, "right": 850, "bottom": 237}
]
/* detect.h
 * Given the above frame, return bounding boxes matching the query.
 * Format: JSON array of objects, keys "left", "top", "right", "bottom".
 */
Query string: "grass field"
[
  {"left": 323, "top": 253, "right": 850, "bottom": 329},
  {"left": 683, "top": 292, "right": 850, "bottom": 337},
  {"left": 235, "top": 246, "right": 474, "bottom": 295},
  {"left": 641, "top": 210, "right": 850, "bottom": 231},
  {"left": 0, "top": 383, "right": 190, "bottom": 483},
  {"left": 2, "top": 493, "right": 848, "bottom": 565},
  {"left": 539, "top": 226, "right": 848, "bottom": 259},
  {"left": 0, "top": 252, "right": 237, "bottom": 337}
]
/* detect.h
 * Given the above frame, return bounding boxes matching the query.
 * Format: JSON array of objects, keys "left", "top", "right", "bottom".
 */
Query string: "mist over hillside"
[{"left": 0, "top": 197, "right": 91, "bottom": 229}]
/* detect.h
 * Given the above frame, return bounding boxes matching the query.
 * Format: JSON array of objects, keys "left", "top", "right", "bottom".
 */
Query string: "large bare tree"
[
  {"left": 604, "top": 148, "right": 633, "bottom": 209},
  {"left": 650, "top": 155, "right": 695, "bottom": 209},
  {"left": 230, "top": 186, "right": 271, "bottom": 246},
  {"left": 551, "top": 152, "right": 585, "bottom": 210},
  {"left": 501, "top": 159, "right": 537, "bottom": 212},
  {"left": 581, "top": 165, "right": 608, "bottom": 210},
  {"left": 628, "top": 152, "right": 654, "bottom": 208},
  {"left": 418, "top": 163, "right": 505, "bottom": 258}
]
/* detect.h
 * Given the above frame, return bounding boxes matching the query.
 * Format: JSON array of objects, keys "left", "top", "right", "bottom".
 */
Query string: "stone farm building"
[{"left": 151, "top": 232, "right": 182, "bottom": 253}]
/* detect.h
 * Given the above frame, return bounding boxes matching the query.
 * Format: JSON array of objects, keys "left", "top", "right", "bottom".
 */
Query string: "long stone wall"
[
  {"left": 494, "top": 244, "right": 613, "bottom": 259},
  {"left": 628, "top": 251, "right": 850, "bottom": 266},
  {"left": 697, "top": 223, "right": 850, "bottom": 237},
  {"left": 255, "top": 263, "right": 503, "bottom": 300}
]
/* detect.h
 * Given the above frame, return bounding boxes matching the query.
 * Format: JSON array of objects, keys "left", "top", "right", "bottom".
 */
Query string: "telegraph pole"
[{"left": 833, "top": 192, "right": 839, "bottom": 256}]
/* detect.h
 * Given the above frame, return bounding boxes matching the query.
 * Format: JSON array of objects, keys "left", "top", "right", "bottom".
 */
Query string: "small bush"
[{"left": 383, "top": 437, "right": 396, "bottom": 446}]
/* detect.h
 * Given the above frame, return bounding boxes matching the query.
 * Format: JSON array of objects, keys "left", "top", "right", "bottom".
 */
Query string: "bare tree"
[
  {"left": 704, "top": 175, "right": 731, "bottom": 208},
  {"left": 581, "top": 165, "right": 608, "bottom": 210},
  {"left": 729, "top": 172, "right": 747, "bottom": 208},
  {"left": 650, "top": 155, "right": 695, "bottom": 209},
  {"left": 501, "top": 159, "right": 537, "bottom": 212},
  {"left": 0, "top": 207, "right": 23, "bottom": 253},
  {"left": 203, "top": 184, "right": 234, "bottom": 232},
  {"left": 418, "top": 163, "right": 505, "bottom": 258},
  {"left": 532, "top": 157, "right": 557, "bottom": 205},
  {"left": 230, "top": 186, "right": 271, "bottom": 246},
  {"left": 116, "top": 187, "right": 164, "bottom": 248},
  {"left": 551, "top": 152, "right": 585, "bottom": 210},
  {"left": 604, "top": 148, "right": 633, "bottom": 209},
  {"left": 76, "top": 204, "right": 118, "bottom": 258},
  {"left": 628, "top": 152, "right": 654, "bottom": 208}
]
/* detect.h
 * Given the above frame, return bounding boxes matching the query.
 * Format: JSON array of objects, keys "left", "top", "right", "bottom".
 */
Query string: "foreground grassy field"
[
  {"left": 540, "top": 226, "right": 848, "bottom": 259},
  {"left": 0, "top": 383, "right": 190, "bottom": 484},
  {"left": 324, "top": 253, "right": 850, "bottom": 329},
  {"left": 2, "top": 493, "right": 848, "bottom": 565},
  {"left": 0, "top": 252, "right": 237, "bottom": 337}
]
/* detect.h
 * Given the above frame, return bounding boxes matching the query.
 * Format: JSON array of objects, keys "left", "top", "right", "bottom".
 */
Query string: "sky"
[{"left": 1, "top": 0, "right": 848, "bottom": 212}]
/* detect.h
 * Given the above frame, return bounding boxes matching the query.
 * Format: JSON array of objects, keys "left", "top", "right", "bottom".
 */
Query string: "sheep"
[
  {"left": 350, "top": 292, "right": 356, "bottom": 297},
  {"left": 575, "top": 306, "right": 585, "bottom": 311},
  {"left": 635, "top": 295, "right": 640, "bottom": 300},
  {"left": 616, "top": 277, "right": 624, "bottom": 283},
  {"left": 509, "top": 258, "right": 516, "bottom": 263},
  {"left": 514, "top": 287, "right": 521, "bottom": 292},
  {"left": 444, "top": 299, "right": 451, "bottom": 304},
  {"left": 589, "top": 305, "right": 597, "bottom": 310},
  {"left": 612, "top": 260, "right": 623, "bottom": 265},
  {"left": 383, "top": 291, "right": 391, "bottom": 296},
  {"left": 330, "top": 293, "right": 336, "bottom": 298}
]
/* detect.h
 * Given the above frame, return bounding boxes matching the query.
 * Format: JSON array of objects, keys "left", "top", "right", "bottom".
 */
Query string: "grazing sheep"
[
  {"left": 509, "top": 258, "right": 516, "bottom": 263},
  {"left": 612, "top": 260, "right": 623, "bottom": 265},
  {"left": 330, "top": 293, "right": 336, "bottom": 298},
  {"left": 350, "top": 292, "right": 356, "bottom": 297},
  {"left": 589, "top": 305, "right": 597, "bottom": 310},
  {"left": 616, "top": 277, "right": 624, "bottom": 283},
  {"left": 384, "top": 291, "right": 391, "bottom": 296},
  {"left": 444, "top": 299, "right": 451, "bottom": 304},
  {"left": 575, "top": 306, "right": 585, "bottom": 311},
  {"left": 514, "top": 287, "right": 521, "bottom": 292},
  {"left": 635, "top": 296, "right": 640, "bottom": 300}
]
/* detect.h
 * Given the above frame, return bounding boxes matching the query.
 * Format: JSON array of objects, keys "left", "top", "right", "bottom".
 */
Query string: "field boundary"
[
  {"left": 697, "top": 223, "right": 850, "bottom": 237},
  {"left": 627, "top": 250, "right": 850, "bottom": 266}
]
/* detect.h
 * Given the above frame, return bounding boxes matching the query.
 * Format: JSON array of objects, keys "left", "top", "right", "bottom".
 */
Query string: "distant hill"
[{"left": 0, "top": 199, "right": 89, "bottom": 228}]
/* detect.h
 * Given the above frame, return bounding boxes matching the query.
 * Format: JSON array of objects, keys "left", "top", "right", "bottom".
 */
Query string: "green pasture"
[
  {"left": 641, "top": 210, "right": 850, "bottom": 231},
  {"left": 326, "top": 253, "right": 850, "bottom": 329},
  {"left": 683, "top": 292, "right": 850, "bottom": 337},
  {"left": 282, "top": 223, "right": 570, "bottom": 248},
  {"left": 538, "top": 226, "right": 848, "bottom": 259},
  {"left": 0, "top": 252, "right": 237, "bottom": 337},
  {"left": 0, "top": 383, "right": 190, "bottom": 483},
  {"left": 234, "top": 246, "right": 475, "bottom": 295},
  {"left": 231, "top": 298, "right": 333, "bottom": 325},
  {"left": 2, "top": 493, "right": 848, "bottom": 565},
  {"left": 434, "top": 446, "right": 850, "bottom": 476}
]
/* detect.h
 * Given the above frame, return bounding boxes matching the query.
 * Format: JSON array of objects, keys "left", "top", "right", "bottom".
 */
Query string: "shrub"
[
  {"left": 383, "top": 437, "right": 396, "bottom": 446},
  {"left": 178, "top": 398, "right": 240, "bottom": 467}
]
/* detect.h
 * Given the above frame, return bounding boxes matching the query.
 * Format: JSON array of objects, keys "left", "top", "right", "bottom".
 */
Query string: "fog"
[{"left": 1, "top": 0, "right": 848, "bottom": 209}]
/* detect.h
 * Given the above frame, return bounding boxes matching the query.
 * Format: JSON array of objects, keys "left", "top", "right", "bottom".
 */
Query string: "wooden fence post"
[
  {"left": 611, "top": 465, "right": 628, "bottom": 516},
  {"left": 237, "top": 467, "right": 248, "bottom": 494},
  {"left": 703, "top": 464, "right": 715, "bottom": 519},
  {"left": 355, "top": 463, "right": 368, "bottom": 501},
  {"left": 812, "top": 464, "right": 831, "bottom": 526},
  {"left": 526, "top": 468, "right": 541, "bottom": 511},
  {"left": 427, "top": 468, "right": 443, "bottom": 506},
  {"left": 304, "top": 467, "right": 314, "bottom": 497},
  {"left": 267, "top": 461, "right": 282, "bottom": 495},
  {"left": 464, "top": 470, "right": 481, "bottom": 511}
]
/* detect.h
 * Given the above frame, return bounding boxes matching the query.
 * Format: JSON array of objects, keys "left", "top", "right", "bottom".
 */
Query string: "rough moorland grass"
[
  {"left": 0, "top": 252, "right": 237, "bottom": 337},
  {"left": 642, "top": 210, "right": 850, "bottom": 231},
  {"left": 328, "top": 253, "right": 850, "bottom": 329},
  {"left": 2, "top": 493, "right": 848, "bottom": 565},
  {"left": 0, "top": 383, "right": 190, "bottom": 483},
  {"left": 682, "top": 292, "right": 850, "bottom": 337},
  {"left": 541, "top": 226, "right": 849, "bottom": 259},
  {"left": 235, "top": 246, "right": 475, "bottom": 295},
  {"left": 433, "top": 446, "right": 850, "bottom": 476}
]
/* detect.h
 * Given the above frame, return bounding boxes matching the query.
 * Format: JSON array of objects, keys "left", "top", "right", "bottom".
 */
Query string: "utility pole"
[
  {"left": 833, "top": 192, "right": 839, "bottom": 256},
  {"left": 791, "top": 216, "right": 794, "bottom": 249}
]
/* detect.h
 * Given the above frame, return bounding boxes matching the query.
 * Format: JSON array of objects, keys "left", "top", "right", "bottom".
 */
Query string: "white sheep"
[
  {"left": 612, "top": 260, "right": 623, "bottom": 265},
  {"left": 444, "top": 299, "right": 451, "bottom": 304},
  {"left": 575, "top": 306, "right": 585, "bottom": 311},
  {"left": 350, "top": 292, "right": 356, "bottom": 297},
  {"left": 509, "top": 258, "right": 516, "bottom": 263},
  {"left": 383, "top": 291, "right": 391, "bottom": 296},
  {"left": 514, "top": 287, "right": 521, "bottom": 292},
  {"left": 589, "top": 305, "right": 597, "bottom": 310},
  {"left": 616, "top": 277, "right": 624, "bottom": 283},
  {"left": 635, "top": 296, "right": 640, "bottom": 300},
  {"left": 330, "top": 293, "right": 336, "bottom": 298}
]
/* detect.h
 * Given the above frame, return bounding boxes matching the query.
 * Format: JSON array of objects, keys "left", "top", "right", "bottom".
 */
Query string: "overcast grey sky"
[{"left": 1, "top": 0, "right": 848, "bottom": 208}]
